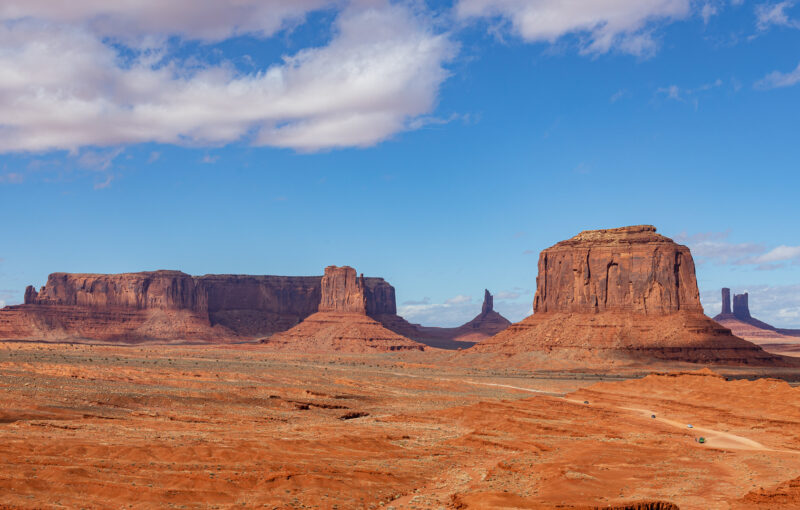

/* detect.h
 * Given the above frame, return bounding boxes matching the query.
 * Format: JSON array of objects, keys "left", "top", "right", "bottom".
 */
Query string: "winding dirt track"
[{"left": 469, "top": 380, "right": 785, "bottom": 453}]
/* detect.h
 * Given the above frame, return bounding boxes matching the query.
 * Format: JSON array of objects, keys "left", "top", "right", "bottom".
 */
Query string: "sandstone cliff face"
[
  {"left": 319, "top": 266, "right": 367, "bottom": 313},
  {"left": 474, "top": 225, "right": 784, "bottom": 365},
  {"left": 29, "top": 271, "right": 202, "bottom": 311},
  {"left": 1, "top": 267, "right": 405, "bottom": 343},
  {"left": 533, "top": 225, "right": 702, "bottom": 315}
]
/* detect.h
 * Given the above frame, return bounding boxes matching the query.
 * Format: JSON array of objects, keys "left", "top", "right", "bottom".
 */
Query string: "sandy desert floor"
[{"left": 2, "top": 342, "right": 800, "bottom": 509}]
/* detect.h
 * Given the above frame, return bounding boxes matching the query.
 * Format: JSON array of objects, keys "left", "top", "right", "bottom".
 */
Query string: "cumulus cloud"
[
  {"left": 0, "top": 0, "right": 332, "bottom": 43},
  {"left": 455, "top": 0, "right": 693, "bottom": 55},
  {"left": 0, "top": 1, "right": 455, "bottom": 153},
  {"left": 755, "top": 61, "right": 800, "bottom": 89}
]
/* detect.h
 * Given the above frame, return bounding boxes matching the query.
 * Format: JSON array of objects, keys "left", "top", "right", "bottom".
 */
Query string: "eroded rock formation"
[
  {"left": 0, "top": 268, "right": 400, "bottom": 343},
  {"left": 533, "top": 225, "right": 701, "bottom": 315},
  {"left": 473, "top": 226, "right": 785, "bottom": 365},
  {"left": 734, "top": 292, "right": 751, "bottom": 320},
  {"left": 262, "top": 266, "right": 424, "bottom": 352}
]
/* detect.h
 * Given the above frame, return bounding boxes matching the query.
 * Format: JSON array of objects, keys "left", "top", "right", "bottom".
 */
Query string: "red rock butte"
[
  {"left": 0, "top": 269, "right": 399, "bottom": 343},
  {"left": 261, "top": 266, "right": 424, "bottom": 352},
  {"left": 472, "top": 225, "right": 786, "bottom": 365},
  {"left": 0, "top": 267, "right": 510, "bottom": 348}
]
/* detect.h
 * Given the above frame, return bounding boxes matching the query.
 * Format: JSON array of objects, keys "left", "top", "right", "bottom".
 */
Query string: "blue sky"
[{"left": 1, "top": 0, "right": 799, "bottom": 327}]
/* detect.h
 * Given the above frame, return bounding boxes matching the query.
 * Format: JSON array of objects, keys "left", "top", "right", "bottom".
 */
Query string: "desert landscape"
[
  {"left": 2, "top": 3, "right": 799, "bottom": 508},
  {"left": 2, "top": 226, "right": 800, "bottom": 509}
]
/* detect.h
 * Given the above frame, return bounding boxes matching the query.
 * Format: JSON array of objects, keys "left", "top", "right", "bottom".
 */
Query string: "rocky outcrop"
[
  {"left": 481, "top": 289, "right": 493, "bottom": 315},
  {"left": 473, "top": 226, "right": 786, "bottom": 365},
  {"left": 733, "top": 292, "right": 751, "bottom": 321},
  {"left": 319, "top": 266, "right": 367, "bottom": 313},
  {"left": 262, "top": 266, "right": 424, "bottom": 352},
  {"left": 721, "top": 288, "right": 732, "bottom": 315},
  {"left": 0, "top": 268, "right": 401, "bottom": 343},
  {"left": 533, "top": 225, "right": 702, "bottom": 315}
]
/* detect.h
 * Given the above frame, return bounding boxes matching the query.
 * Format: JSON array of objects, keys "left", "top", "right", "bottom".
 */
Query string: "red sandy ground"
[{"left": 1, "top": 342, "right": 800, "bottom": 509}]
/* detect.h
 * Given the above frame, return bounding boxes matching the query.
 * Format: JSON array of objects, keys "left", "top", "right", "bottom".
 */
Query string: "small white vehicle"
[{"left": 687, "top": 424, "right": 693, "bottom": 429}]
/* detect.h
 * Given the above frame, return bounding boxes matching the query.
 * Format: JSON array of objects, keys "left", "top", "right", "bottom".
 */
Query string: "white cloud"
[
  {"left": 755, "top": 61, "right": 800, "bottom": 89},
  {"left": 0, "top": 0, "right": 332, "bottom": 43},
  {"left": 755, "top": 1, "right": 800, "bottom": 31},
  {"left": 0, "top": 2, "right": 455, "bottom": 153},
  {"left": 446, "top": 294, "right": 473, "bottom": 305},
  {"left": 674, "top": 231, "right": 764, "bottom": 264},
  {"left": 751, "top": 245, "right": 800, "bottom": 264},
  {"left": 455, "top": 0, "right": 692, "bottom": 56},
  {"left": 399, "top": 298, "right": 480, "bottom": 327}
]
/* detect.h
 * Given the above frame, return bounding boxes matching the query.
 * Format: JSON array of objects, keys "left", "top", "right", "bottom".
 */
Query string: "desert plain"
[{"left": 2, "top": 341, "right": 800, "bottom": 510}]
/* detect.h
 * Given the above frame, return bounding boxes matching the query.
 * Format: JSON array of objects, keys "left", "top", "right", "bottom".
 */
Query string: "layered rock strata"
[
  {"left": 0, "top": 269, "right": 398, "bottom": 343},
  {"left": 473, "top": 226, "right": 784, "bottom": 365},
  {"left": 262, "top": 266, "right": 424, "bottom": 352}
]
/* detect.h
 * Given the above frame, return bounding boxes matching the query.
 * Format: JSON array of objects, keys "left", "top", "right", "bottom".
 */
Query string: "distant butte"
[{"left": 471, "top": 225, "right": 786, "bottom": 365}]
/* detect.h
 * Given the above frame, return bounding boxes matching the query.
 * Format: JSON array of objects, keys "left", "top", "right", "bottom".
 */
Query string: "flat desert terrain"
[{"left": 1, "top": 342, "right": 800, "bottom": 509}]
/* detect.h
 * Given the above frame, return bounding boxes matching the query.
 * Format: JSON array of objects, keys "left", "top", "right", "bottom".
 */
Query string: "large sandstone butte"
[
  {"left": 472, "top": 225, "right": 784, "bottom": 365},
  {"left": 713, "top": 288, "right": 800, "bottom": 346},
  {"left": 0, "top": 269, "right": 398, "bottom": 343},
  {"left": 261, "top": 266, "right": 424, "bottom": 352}
]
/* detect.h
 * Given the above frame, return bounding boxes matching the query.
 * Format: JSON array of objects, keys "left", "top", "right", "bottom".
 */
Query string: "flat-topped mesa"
[
  {"left": 481, "top": 289, "right": 493, "bottom": 315},
  {"left": 319, "top": 266, "right": 367, "bottom": 314},
  {"left": 27, "top": 271, "right": 203, "bottom": 311},
  {"left": 472, "top": 225, "right": 786, "bottom": 366},
  {"left": 533, "top": 225, "right": 702, "bottom": 315}
]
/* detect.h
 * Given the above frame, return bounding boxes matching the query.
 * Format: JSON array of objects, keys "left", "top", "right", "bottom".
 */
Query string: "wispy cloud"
[
  {"left": 0, "top": 173, "right": 24, "bottom": 184},
  {"left": 755, "top": 61, "right": 800, "bottom": 89},
  {"left": 456, "top": 0, "right": 696, "bottom": 57},
  {"left": 655, "top": 78, "right": 724, "bottom": 108},
  {"left": 676, "top": 231, "right": 800, "bottom": 270},
  {"left": 756, "top": 1, "right": 800, "bottom": 31},
  {"left": 77, "top": 148, "right": 124, "bottom": 171},
  {"left": 93, "top": 174, "right": 114, "bottom": 190}
]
